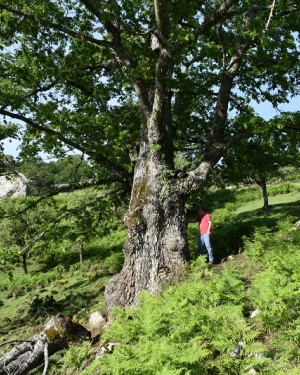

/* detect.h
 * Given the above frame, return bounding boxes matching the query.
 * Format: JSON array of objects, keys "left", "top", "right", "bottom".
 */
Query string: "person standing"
[{"left": 196, "top": 207, "right": 214, "bottom": 264}]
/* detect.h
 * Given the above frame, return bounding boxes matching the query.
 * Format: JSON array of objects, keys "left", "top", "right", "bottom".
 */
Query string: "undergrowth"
[
  {"left": 1, "top": 184, "right": 300, "bottom": 374},
  {"left": 82, "top": 216, "right": 300, "bottom": 375}
]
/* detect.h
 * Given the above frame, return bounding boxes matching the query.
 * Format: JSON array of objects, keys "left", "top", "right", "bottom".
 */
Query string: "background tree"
[
  {"left": 218, "top": 114, "right": 300, "bottom": 212},
  {"left": 0, "top": 197, "right": 56, "bottom": 274},
  {"left": 0, "top": 0, "right": 299, "bottom": 312}
]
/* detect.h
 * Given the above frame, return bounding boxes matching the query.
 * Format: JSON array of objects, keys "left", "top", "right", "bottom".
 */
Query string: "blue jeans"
[{"left": 199, "top": 234, "right": 214, "bottom": 263}]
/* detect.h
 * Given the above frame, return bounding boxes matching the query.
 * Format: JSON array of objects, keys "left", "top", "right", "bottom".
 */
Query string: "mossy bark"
[{"left": 105, "top": 139, "right": 190, "bottom": 313}]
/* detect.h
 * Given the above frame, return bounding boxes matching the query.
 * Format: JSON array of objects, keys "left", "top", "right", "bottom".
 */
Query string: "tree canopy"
[{"left": 0, "top": 0, "right": 298, "bottom": 179}]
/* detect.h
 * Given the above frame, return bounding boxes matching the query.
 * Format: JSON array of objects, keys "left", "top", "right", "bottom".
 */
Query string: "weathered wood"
[{"left": 0, "top": 314, "right": 91, "bottom": 375}]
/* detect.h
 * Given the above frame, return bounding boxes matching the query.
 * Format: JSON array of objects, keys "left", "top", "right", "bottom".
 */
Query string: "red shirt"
[{"left": 196, "top": 213, "right": 212, "bottom": 234}]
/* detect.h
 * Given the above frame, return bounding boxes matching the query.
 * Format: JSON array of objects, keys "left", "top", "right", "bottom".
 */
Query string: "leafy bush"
[
  {"left": 280, "top": 166, "right": 300, "bottom": 182},
  {"left": 60, "top": 341, "right": 93, "bottom": 374},
  {"left": 102, "top": 253, "right": 124, "bottom": 274},
  {"left": 268, "top": 182, "right": 299, "bottom": 196}
]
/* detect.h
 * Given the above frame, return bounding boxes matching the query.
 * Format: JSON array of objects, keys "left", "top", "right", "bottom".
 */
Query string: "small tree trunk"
[
  {"left": 0, "top": 314, "right": 91, "bottom": 375},
  {"left": 22, "top": 253, "right": 28, "bottom": 275},
  {"left": 80, "top": 243, "right": 83, "bottom": 265},
  {"left": 260, "top": 178, "right": 269, "bottom": 213}
]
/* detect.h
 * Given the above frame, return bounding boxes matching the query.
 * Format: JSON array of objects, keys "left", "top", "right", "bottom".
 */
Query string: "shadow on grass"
[
  {"left": 24, "top": 276, "right": 108, "bottom": 322},
  {"left": 40, "top": 240, "right": 125, "bottom": 273},
  {"left": 237, "top": 199, "right": 300, "bottom": 221},
  {"left": 189, "top": 200, "right": 300, "bottom": 263}
]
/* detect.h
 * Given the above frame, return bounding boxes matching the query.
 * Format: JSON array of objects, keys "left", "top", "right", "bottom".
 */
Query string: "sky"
[{"left": 2, "top": 96, "right": 299, "bottom": 159}]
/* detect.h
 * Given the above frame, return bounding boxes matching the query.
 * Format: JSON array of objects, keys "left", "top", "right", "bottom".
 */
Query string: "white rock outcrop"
[{"left": 0, "top": 175, "right": 29, "bottom": 199}]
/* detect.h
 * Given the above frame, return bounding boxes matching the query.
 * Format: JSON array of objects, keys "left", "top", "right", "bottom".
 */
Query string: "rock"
[
  {"left": 230, "top": 340, "right": 244, "bottom": 358},
  {"left": 293, "top": 220, "right": 300, "bottom": 231},
  {"left": 89, "top": 311, "right": 106, "bottom": 328},
  {"left": 250, "top": 309, "right": 261, "bottom": 319},
  {"left": 253, "top": 353, "right": 264, "bottom": 359},
  {"left": 0, "top": 174, "right": 29, "bottom": 199},
  {"left": 246, "top": 368, "right": 257, "bottom": 375},
  {"left": 96, "top": 342, "right": 119, "bottom": 358}
]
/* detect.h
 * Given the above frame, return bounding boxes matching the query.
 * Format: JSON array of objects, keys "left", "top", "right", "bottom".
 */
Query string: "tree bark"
[
  {"left": 260, "top": 178, "right": 269, "bottom": 213},
  {"left": 80, "top": 243, "right": 84, "bottom": 265},
  {"left": 0, "top": 314, "right": 91, "bottom": 375},
  {"left": 22, "top": 254, "right": 28, "bottom": 275},
  {"left": 105, "top": 128, "right": 191, "bottom": 313}
]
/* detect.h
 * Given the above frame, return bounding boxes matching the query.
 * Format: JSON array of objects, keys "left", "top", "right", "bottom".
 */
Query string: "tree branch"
[
  {"left": 0, "top": 108, "right": 132, "bottom": 182},
  {"left": 0, "top": 108, "right": 88, "bottom": 153},
  {"left": 0, "top": 153, "right": 30, "bottom": 185},
  {"left": 79, "top": 0, "right": 107, "bottom": 25},
  {"left": 42, "top": 342, "right": 49, "bottom": 375},
  {"left": 20, "top": 187, "right": 123, "bottom": 256},
  {"left": 209, "top": 5, "right": 261, "bottom": 152},
  {"left": 79, "top": 0, "right": 152, "bottom": 118},
  {"left": 0, "top": 340, "right": 35, "bottom": 347},
  {"left": 77, "top": 61, "right": 117, "bottom": 76},
  {"left": 171, "top": 0, "right": 239, "bottom": 54},
  {"left": 264, "top": 0, "right": 276, "bottom": 32},
  {"left": 26, "top": 82, "right": 58, "bottom": 100},
  {"left": 0, "top": 4, "right": 112, "bottom": 48},
  {"left": 144, "top": 1, "right": 174, "bottom": 148},
  {"left": 3, "top": 178, "right": 121, "bottom": 219},
  {"left": 154, "top": 0, "right": 170, "bottom": 40},
  {"left": 225, "top": 132, "right": 254, "bottom": 149},
  {"left": 176, "top": 8, "right": 263, "bottom": 195}
]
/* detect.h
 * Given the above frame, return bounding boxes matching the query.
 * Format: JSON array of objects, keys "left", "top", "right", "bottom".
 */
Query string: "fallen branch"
[
  {"left": 42, "top": 342, "right": 49, "bottom": 375},
  {"left": 0, "top": 340, "right": 35, "bottom": 347},
  {"left": 0, "top": 314, "right": 91, "bottom": 375}
]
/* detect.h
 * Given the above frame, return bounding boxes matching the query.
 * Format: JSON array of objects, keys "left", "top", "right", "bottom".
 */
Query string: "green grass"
[
  {"left": 236, "top": 190, "right": 300, "bottom": 215},
  {"left": 187, "top": 187, "right": 300, "bottom": 262},
  {"left": 0, "top": 230, "right": 127, "bottom": 351}
]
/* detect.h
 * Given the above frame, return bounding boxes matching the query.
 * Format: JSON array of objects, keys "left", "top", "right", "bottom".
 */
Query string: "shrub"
[
  {"left": 102, "top": 253, "right": 124, "bottom": 274},
  {"left": 268, "top": 183, "right": 299, "bottom": 196},
  {"left": 60, "top": 341, "right": 93, "bottom": 373}
]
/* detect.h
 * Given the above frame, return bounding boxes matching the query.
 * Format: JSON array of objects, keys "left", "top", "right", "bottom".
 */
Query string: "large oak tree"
[{"left": 0, "top": 0, "right": 299, "bottom": 312}]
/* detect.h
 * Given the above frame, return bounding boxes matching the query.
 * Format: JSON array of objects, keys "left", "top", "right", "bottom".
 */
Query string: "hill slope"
[{"left": 0, "top": 184, "right": 299, "bottom": 374}]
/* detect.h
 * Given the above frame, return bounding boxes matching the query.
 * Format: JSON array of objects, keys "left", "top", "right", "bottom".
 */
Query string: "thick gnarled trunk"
[{"left": 105, "top": 152, "right": 189, "bottom": 313}]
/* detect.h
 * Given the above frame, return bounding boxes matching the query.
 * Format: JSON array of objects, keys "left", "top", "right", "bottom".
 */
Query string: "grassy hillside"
[
  {"left": 84, "top": 217, "right": 300, "bottom": 374},
  {"left": 0, "top": 183, "right": 299, "bottom": 374}
]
